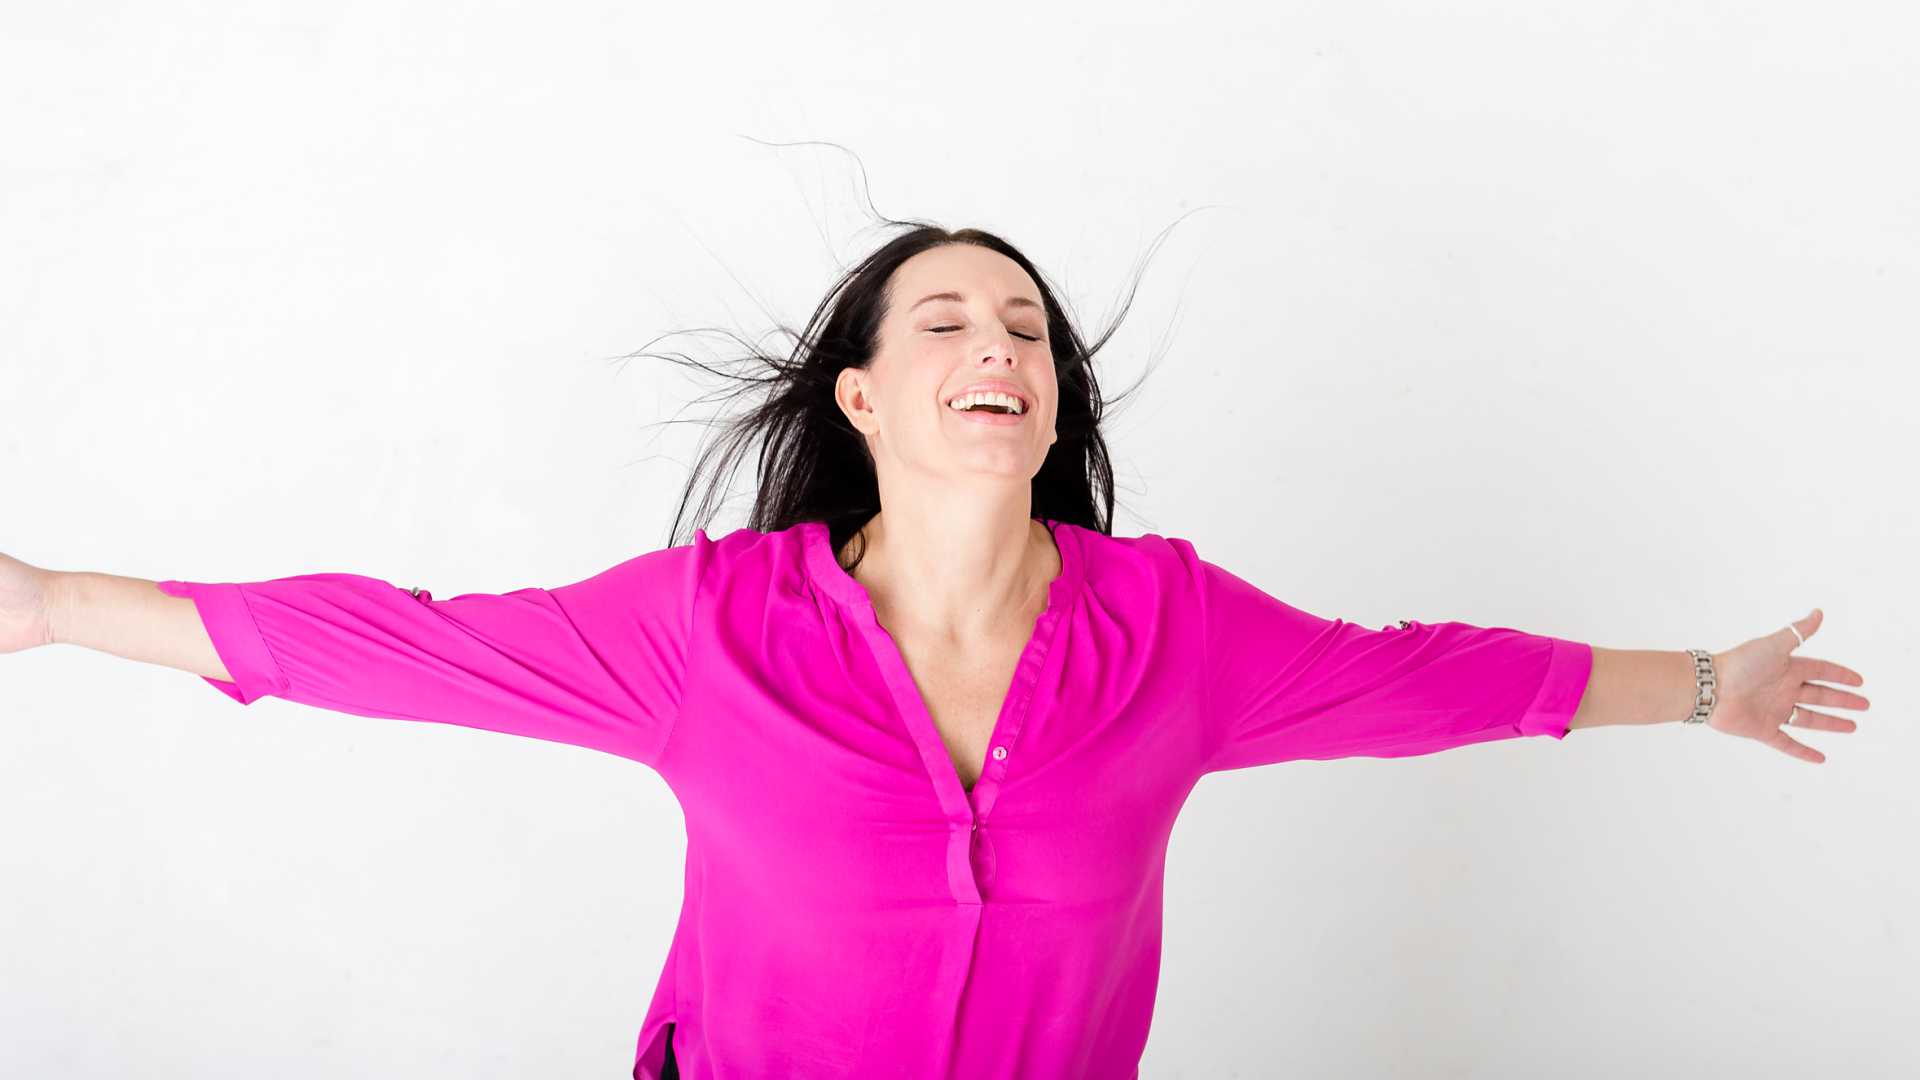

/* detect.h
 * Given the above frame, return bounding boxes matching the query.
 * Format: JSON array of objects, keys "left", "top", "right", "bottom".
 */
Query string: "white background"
[{"left": 3, "top": 2, "right": 1914, "bottom": 1076}]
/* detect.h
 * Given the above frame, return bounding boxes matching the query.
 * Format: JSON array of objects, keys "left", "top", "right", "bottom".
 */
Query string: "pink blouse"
[{"left": 156, "top": 518, "right": 1592, "bottom": 1079}]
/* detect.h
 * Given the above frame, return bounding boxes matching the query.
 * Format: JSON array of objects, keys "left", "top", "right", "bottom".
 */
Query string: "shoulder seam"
[
  {"left": 1165, "top": 538, "right": 1223, "bottom": 774},
  {"left": 651, "top": 530, "right": 714, "bottom": 769}
]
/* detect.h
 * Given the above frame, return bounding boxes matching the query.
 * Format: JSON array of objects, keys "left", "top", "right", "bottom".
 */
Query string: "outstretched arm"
[
  {"left": 31, "top": 538, "right": 712, "bottom": 770},
  {"left": 1178, "top": 543, "right": 1595, "bottom": 774}
]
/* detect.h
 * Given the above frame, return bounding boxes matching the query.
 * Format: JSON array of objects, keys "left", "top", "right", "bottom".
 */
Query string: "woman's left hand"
[{"left": 1710, "top": 608, "right": 1870, "bottom": 764}]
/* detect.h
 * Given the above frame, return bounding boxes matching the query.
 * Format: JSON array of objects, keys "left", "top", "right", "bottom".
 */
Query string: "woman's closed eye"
[{"left": 931, "top": 326, "right": 1043, "bottom": 342}]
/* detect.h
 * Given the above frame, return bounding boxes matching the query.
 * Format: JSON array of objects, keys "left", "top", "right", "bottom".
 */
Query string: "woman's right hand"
[{"left": 0, "top": 552, "right": 56, "bottom": 654}]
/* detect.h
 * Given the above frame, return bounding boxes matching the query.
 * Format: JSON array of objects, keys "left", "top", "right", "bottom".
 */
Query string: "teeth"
[{"left": 946, "top": 391, "right": 1025, "bottom": 415}]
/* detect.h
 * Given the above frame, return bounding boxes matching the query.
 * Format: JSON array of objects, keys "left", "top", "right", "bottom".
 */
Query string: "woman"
[{"left": 3, "top": 225, "right": 1870, "bottom": 1078}]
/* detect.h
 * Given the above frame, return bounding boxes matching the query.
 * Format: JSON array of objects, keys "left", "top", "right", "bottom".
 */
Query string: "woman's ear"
[{"left": 836, "top": 367, "right": 877, "bottom": 437}]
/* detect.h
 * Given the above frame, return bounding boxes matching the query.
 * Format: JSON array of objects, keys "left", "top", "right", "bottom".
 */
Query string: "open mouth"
[
  {"left": 948, "top": 402, "right": 1027, "bottom": 427},
  {"left": 945, "top": 391, "right": 1028, "bottom": 416}
]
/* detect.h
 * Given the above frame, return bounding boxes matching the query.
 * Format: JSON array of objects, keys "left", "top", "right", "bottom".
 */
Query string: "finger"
[
  {"left": 1785, "top": 706, "right": 1859, "bottom": 734},
  {"left": 1794, "top": 657, "right": 1865, "bottom": 687},
  {"left": 1794, "top": 684, "right": 1871, "bottom": 713},
  {"left": 1766, "top": 728, "right": 1826, "bottom": 764},
  {"left": 1786, "top": 607, "right": 1823, "bottom": 647}
]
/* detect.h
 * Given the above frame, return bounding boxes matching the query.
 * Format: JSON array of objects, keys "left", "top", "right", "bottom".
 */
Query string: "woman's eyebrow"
[{"left": 908, "top": 291, "right": 1044, "bottom": 314}]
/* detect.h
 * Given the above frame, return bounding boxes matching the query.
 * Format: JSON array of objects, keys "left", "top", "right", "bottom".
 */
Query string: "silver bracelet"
[{"left": 1683, "top": 648, "right": 1717, "bottom": 724}]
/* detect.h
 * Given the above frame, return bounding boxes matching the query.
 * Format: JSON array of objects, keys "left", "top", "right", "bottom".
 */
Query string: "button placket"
[{"left": 969, "top": 818, "right": 996, "bottom": 887}]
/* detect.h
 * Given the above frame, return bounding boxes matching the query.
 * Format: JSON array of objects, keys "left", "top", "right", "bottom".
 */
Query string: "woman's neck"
[{"left": 840, "top": 510, "right": 1058, "bottom": 642}]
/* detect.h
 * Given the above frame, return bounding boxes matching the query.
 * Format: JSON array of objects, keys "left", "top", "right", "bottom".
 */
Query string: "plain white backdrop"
[{"left": 3, "top": 2, "right": 1913, "bottom": 1076}]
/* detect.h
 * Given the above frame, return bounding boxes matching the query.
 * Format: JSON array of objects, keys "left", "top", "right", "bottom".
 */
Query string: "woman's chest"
[
  {"left": 666, "top": 601, "right": 1213, "bottom": 901},
  {"left": 887, "top": 633, "right": 1029, "bottom": 793},
  {"left": 673, "top": 607, "right": 1212, "bottom": 810}
]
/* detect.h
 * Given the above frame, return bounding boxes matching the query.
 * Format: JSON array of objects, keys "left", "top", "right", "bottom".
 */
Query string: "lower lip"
[{"left": 949, "top": 406, "right": 1027, "bottom": 426}]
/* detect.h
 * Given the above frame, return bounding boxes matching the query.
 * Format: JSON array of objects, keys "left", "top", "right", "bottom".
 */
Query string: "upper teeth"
[{"left": 947, "top": 391, "right": 1025, "bottom": 415}]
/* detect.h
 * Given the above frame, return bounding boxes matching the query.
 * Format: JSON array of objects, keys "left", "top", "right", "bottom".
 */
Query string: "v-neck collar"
[{"left": 800, "top": 517, "right": 1084, "bottom": 839}]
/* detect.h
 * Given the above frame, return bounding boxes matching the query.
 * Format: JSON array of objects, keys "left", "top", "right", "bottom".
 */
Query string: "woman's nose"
[{"left": 978, "top": 338, "right": 1019, "bottom": 366}]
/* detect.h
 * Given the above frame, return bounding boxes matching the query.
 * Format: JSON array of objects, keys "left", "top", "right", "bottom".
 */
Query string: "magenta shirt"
[{"left": 157, "top": 518, "right": 1592, "bottom": 1079}]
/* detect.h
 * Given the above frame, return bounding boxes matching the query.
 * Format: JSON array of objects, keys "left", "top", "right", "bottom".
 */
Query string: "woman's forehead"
[{"left": 891, "top": 246, "right": 1039, "bottom": 307}]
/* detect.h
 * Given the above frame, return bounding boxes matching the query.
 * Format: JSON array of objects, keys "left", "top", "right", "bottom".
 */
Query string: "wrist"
[
  {"left": 42, "top": 569, "right": 76, "bottom": 647},
  {"left": 1680, "top": 648, "right": 1720, "bottom": 725}
]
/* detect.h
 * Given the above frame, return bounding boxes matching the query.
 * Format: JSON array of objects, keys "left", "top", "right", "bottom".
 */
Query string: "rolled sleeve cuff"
[
  {"left": 155, "top": 580, "right": 290, "bottom": 705},
  {"left": 1517, "top": 636, "right": 1593, "bottom": 740}
]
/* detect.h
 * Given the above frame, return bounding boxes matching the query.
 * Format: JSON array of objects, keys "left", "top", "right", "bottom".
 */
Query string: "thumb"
[{"left": 1785, "top": 607, "right": 1822, "bottom": 648}]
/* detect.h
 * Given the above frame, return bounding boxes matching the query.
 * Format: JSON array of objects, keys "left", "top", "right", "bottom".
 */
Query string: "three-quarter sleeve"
[
  {"left": 154, "top": 531, "right": 713, "bottom": 770},
  {"left": 1179, "top": 543, "right": 1592, "bottom": 774}
]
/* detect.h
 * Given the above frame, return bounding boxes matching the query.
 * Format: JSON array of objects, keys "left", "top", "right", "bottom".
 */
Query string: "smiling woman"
[{"left": 31, "top": 214, "right": 1856, "bottom": 1080}]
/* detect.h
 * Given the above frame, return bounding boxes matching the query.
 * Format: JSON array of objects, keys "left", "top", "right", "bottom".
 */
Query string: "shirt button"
[{"left": 991, "top": 746, "right": 1007, "bottom": 761}]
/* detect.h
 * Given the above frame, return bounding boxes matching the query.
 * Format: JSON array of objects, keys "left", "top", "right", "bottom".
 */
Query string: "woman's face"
[{"left": 839, "top": 243, "right": 1059, "bottom": 493}]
